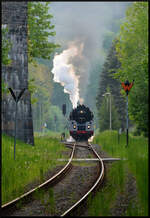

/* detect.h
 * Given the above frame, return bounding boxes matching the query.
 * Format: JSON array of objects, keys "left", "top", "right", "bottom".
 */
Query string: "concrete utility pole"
[{"left": 102, "top": 92, "right": 112, "bottom": 130}]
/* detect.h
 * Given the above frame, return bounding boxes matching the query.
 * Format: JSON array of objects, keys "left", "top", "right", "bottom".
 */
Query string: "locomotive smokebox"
[{"left": 69, "top": 104, "right": 94, "bottom": 141}]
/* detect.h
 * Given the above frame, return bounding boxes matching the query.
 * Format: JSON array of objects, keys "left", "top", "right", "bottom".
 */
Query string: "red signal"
[{"left": 121, "top": 80, "right": 134, "bottom": 95}]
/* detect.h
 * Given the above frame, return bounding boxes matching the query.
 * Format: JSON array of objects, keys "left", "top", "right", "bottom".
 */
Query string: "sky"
[{"left": 49, "top": 2, "right": 131, "bottom": 108}]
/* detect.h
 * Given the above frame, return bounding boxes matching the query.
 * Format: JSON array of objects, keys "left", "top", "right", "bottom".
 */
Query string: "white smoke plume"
[
  {"left": 50, "top": 2, "right": 130, "bottom": 108},
  {"left": 51, "top": 41, "right": 85, "bottom": 108}
]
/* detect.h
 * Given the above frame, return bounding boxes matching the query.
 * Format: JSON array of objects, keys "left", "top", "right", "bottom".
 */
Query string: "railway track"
[
  {"left": 1, "top": 141, "right": 105, "bottom": 216},
  {"left": 1, "top": 142, "right": 76, "bottom": 216},
  {"left": 61, "top": 142, "right": 105, "bottom": 216}
]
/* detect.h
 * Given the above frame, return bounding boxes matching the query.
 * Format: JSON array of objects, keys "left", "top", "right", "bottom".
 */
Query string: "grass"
[
  {"left": 34, "top": 130, "right": 61, "bottom": 138},
  {"left": 87, "top": 161, "right": 125, "bottom": 216},
  {"left": 34, "top": 129, "right": 70, "bottom": 139},
  {"left": 2, "top": 133, "right": 68, "bottom": 205},
  {"left": 48, "top": 188, "right": 56, "bottom": 214},
  {"left": 2, "top": 130, "right": 148, "bottom": 215},
  {"left": 87, "top": 130, "right": 148, "bottom": 216}
]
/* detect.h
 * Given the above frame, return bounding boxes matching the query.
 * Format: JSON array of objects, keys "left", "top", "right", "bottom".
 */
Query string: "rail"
[{"left": 61, "top": 142, "right": 104, "bottom": 216}]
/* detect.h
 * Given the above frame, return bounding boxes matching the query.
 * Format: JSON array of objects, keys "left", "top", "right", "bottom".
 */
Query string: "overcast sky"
[
  {"left": 50, "top": 2, "right": 130, "bottom": 47},
  {"left": 49, "top": 2, "right": 131, "bottom": 106}
]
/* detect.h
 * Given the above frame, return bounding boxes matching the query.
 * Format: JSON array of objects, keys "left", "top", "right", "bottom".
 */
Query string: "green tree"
[
  {"left": 84, "top": 61, "right": 103, "bottom": 129},
  {"left": 102, "top": 31, "right": 116, "bottom": 53},
  {"left": 29, "top": 62, "right": 69, "bottom": 132},
  {"left": 96, "top": 41, "right": 126, "bottom": 131},
  {"left": 28, "top": 2, "right": 60, "bottom": 64},
  {"left": 29, "top": 62, "right": 53, "bottom": 131},
  {"left": 99, "top": 91, "right": 120, "bottom": 132},
  {"left": 50, "top": 82, "right": 73, "bottom": 117},
  {"left": 98, "top": 97, "right": 109, "bottom": 132},
  {"left": 114, "top": 2, "right": 148, "bottom": 136},
  {"left": 46, "top": 105, "right": 67, "bottom": 132}
]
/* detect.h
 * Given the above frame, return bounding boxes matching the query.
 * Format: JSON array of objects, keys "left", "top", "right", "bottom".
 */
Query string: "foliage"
[
  {"left": 33, "top": 57, "right": 73, "bottom": 119},
  {"left": 28, "top": 78, "right": 38, "bottom": 104},
  {"left": 27, "top": 1, "right": 72, "bottom": 132},
  {"left": 28, "top": 62, "right": 69, "bottom": 132},
  {"left": 28, "top": 62, "right": 53, "bottom": 131},
  {"left": 29, "top": 62, "right": 53, "bottom": 101},
  {"left": 50, "top": 81, "right": 73, "bottom": 116},
  {"left": 46, "top": 105, "right": 67, "bottom": 132},
  {"left": 102, "top": 31, "right": 116, "bottom": 53},
  {"left": 84, "top": 4, "right": 129, "bottom": 130},
  {"left": 98, "top": 87, "right": 120, "bottom": 132},
  {"left": 96, "top": 41, "right": 126, "bottom": 131},
  {"left": 84, "top": 61, "right": 103, "bottom": 128},
  {"left": 28, "top": 2, "right": 60, "bottom": 64},
  {"left": 85, "top": 11, "right": 126, "bottom": 129},
  {"left": 114, "top": 2, "right": 148, "bottom": 136}
]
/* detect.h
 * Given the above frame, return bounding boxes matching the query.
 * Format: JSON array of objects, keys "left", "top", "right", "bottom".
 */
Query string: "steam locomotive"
[{"left": 69, "top": 104, "right": 94, "bottom": 141}]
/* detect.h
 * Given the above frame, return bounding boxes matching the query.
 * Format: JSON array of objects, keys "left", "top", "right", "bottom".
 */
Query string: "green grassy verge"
[
  {"left": 34, "top": 129, "right": 70, "bottom": 139},
  {"left": 2, "top": 133, "right": 68, "bottom": 205},
  {"left": 87, "top": 130, "right": 148, "bottom": 216}
]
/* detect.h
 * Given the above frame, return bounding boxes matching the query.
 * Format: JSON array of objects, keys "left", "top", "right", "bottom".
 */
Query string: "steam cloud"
[
  {"left": 50, "top": 2, "right": 131, "bottom": 108},
  {"left": 51, "top": 41, "right": 86, "bottom": 108}
]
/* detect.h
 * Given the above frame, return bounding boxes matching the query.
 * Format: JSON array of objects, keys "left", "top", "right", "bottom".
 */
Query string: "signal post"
[{"left": 121, "top": 80, "right": 134, "bottom": 147}]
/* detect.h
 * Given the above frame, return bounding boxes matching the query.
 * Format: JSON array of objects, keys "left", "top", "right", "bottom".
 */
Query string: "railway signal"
[
  {"left": 8, "top": 88, "right": 26, "bottom": 160},
  {"left": 121, "top": 80, "right": 134, "bottom": 147},
  {"left": 121, "top": 80, "right": 134, "bottom": 96}
]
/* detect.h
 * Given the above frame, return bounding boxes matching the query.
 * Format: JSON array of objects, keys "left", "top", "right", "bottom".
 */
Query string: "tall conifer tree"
[{"left": 96, "top": 41, "right": 126, "bottom": 130}]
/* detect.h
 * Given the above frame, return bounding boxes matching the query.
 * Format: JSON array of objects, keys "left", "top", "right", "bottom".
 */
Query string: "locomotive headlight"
[
  {"left": 87, "top": 125, "right": 90, "bottom": 129},
  {"left": 73, "top": 125, "right": 76, "bottom": 129}
]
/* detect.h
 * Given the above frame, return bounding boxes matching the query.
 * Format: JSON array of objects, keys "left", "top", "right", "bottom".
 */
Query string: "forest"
[
  {"left": 96, "top": 2, "right": 148, "bottom": 136},
  {"left": 2, "top": 2, "right": 148, "bottom": 137}
]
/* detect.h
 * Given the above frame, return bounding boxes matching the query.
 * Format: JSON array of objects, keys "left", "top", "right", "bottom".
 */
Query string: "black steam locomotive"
[{"left": 69, "top": 104, "right": 94, "bottom": 141}]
